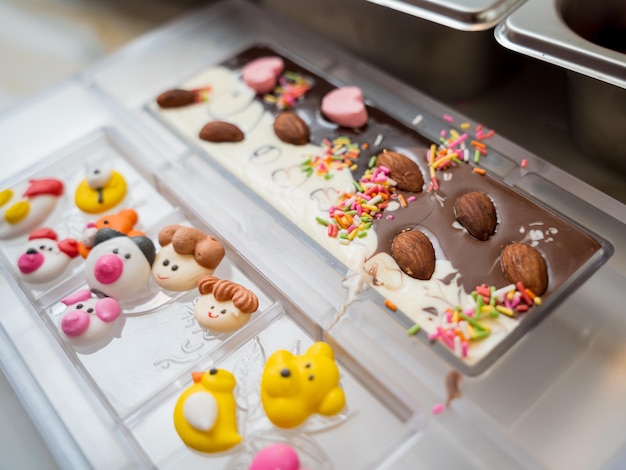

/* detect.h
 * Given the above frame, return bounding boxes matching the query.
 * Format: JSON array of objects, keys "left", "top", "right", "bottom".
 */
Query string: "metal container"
[
  {"left": 495, "top": 0, "right": 626, "bottom": 173},
  {"left": 258, "top": 0, "right": 524, "bottom": 100}
]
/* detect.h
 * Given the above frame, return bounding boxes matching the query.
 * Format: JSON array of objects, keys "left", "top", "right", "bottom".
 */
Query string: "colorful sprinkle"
[
  {"left": 301, "top": 136, "right": 361, "bottom": 179},
  {"left": 385, "top": 299, "right": 398, "bottom": 311},
  {"left": 407, "top": 324, "right": 421, "bottom": 335},
  {"left": 263, "top": 71, "right": 312, "bottom": 110},
  {"left": 432, "top": 403, "right": 445, "bottom": 415}
]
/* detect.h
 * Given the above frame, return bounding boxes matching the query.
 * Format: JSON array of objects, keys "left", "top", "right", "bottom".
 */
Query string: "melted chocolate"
[{"left": 223, "top": 45, "right": 601, "bottom": 300}]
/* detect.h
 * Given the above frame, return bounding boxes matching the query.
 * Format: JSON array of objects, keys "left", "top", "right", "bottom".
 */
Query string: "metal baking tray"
[
  {"left": 367, "top": 0, "right": 526, "bottom": 30},
  {"left": 495, "top": 0, "right": 626, "bottom": 172}
]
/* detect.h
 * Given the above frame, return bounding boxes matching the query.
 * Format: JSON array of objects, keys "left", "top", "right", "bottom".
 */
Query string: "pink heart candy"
[
  {"left": 242, "top": 56, "right": 285, "bottom": 94},
  {"left": 321, "top": 86, "right": 368, "bottom": 128}
]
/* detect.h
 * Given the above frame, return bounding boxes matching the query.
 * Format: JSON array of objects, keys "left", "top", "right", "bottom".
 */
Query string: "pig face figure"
[
  {"left": 58, "top": 289, "right": 122, "bottom": 350},
  {"left": 84, "top": 228, "right": 156, "bottom": 301}
]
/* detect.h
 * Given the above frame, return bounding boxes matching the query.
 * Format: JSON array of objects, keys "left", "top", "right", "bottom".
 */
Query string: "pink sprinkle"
[
  {"left": 428, "top": 331, "right": 440, "bottom": 340},
  {"left": 447, "top": 133, "right": 468, "bottom": 149},
  {"left": 432, "top": 403, "right": 445, "bottom": 415},
  {"left": 386, "top": 214, "right": 394, "bottom": 220},
  {"left": 440, "top": 129, "right": 447, "bottom": 138},
  {"left": 461, "top": 341, "right": 468, "bottom": 358},
  {"left": 521, "top": 159, "right": 528, "bottom": 168},
  {"left": 407, "top": 196, "right": 416, "bottom": 202},
  {"left": 443, "top": 114, "right": 454, "bottom": 123}
]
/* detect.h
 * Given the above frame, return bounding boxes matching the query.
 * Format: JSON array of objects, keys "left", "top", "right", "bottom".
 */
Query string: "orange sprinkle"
[
  {"left": 362, "top": 142, "right": 369, "bottom": 149},
  {"left": 471, "top": 140, "right": 487, "bottom": 149},
  {"left": 399, "top": 194, "right": 408, "bottom": 208},
  {"left": 524, "top": 288, "right": 537, "bottom": 300},
  {"left": 473, "top": 167, "right": 486, "bottom": 175},
  {"left": 384, "top": 299, "right": 397, "bottom": 311}
]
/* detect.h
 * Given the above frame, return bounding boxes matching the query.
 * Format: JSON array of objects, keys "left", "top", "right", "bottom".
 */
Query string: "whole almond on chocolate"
[
  {"left": 454, "top": 192, "right": 497, "bottom": 241},
  {"left": 156, "top": 89, "right": 196, "bottom": 108},
  {"left": 376, "top": 151, "right": 424, "bottom": 193},
  {"left": 199, "top": 121, "right": 244, "bottom": 143},
  {"left": 392, "top": 230, "right": 436, "bottom": 280},
  {"left": 273, "top": 111, "right": 310, "bottom": 145},
  {"left": 500, "top": 243, "right": 548, "bottom": 295}
]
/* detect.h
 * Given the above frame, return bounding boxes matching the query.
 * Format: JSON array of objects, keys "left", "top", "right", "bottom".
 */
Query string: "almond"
[
  {"left": 156, "top": 89, "right": 196, "bottom": 108},
  {"left": 273, "top": 111, "right": 310, "bottom": 145},
  {"left": 391, "top": 230, "right": 436, "bottom": 280},
  {"left": 199, "top": 121, "right": 244, "bottom": 143},
  {"left": 454, "top": 192, "right": 497, "bottom": 241},
  {"left": 376, "top": 151, "right": 424, "bottom": 192},
  {"left": 500, "top": 243, "right": 548, "bottom": 295}
]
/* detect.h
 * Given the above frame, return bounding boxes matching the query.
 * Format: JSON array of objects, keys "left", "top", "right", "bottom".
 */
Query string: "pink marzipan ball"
[{"left": 249, "top": 443, "right": 301, "bottom": 470}]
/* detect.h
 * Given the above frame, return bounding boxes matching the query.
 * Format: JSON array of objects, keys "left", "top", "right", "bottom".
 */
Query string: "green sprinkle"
[
  {"left": 474, "top": 150, "right": 481, "bottom": 163},
  {"left": 407, "top": 324, "right": 421, "bottom": 335},
  {"left": 339, "top": 232, "right": 349, "bottom": 239},
  {"left": 357, "top": 231, "right": 368, "bottom": 238},
  {"left": 315, "top": 217, "right": 330, "bottom": 226},
  {"left": 474, "top": 295, "right": 483, "bottom": 319},
  {"left": 473, "top": 329, "right": 491, "bottom": 340},
  {"left": 368, "top": 155, "right": 377, "bottom": 168},
  {"left": 352, "top": 180, "right": 364, "bottom": 192},
  {"left": 323, "top": 173, "right": 333, "bottom": 180},
  {"left": 460, "top": 313, "right": 488, "bottom": 332}
]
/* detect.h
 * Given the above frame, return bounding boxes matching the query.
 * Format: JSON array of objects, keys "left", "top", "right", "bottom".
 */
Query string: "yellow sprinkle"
[
  {"left": 534, "top": 296, "right": 542, "bottom": 306},
  {"left": 496, "top": 305, "right": 515, "bottom": 317},
  {"left": 450, "top": 129, "right": 460, "bottom": 139},
  {"left": 362, "top": 204, "right": 378, "bottom": 212},
  {"left": 461, "top": 122, "right": 471, "bottom": 130},
  {"left": 348, "top": 229, "right": 359, "bottom": 240}
]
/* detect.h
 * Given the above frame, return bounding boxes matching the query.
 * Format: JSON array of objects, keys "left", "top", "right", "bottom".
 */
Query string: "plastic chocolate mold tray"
[
  {"left": 0, "top": 127, "right": 422, "bottom": 469},
  {"left": 146, "top": 43, "right": 612, "bottom": 376}
]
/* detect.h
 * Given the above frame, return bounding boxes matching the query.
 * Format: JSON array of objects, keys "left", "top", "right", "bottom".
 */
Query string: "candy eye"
[
  {"left": 220, "top": 309, "right": 227, "bottom": 314},
  {"left": 39, "top": 245, "right": 45, "bottom": 250},
  {"left": 76, "top": 304, "right": 83, "bottom": 309},
  {"left": 162, "top": 259, "right": 169, "bottom": 266},
  {"left": 86, "top": 308, "right": 94, "bottom": 313},
  {"left": 308, "top": 375, "right": 314, "bottom": 381},
  {"left": 48, "top": 247, "right": 53, "bottom": 251},
  {"left": 102, "top": 220, "right": 109, "bottom": 225},
  {"left": 113, "top": 248, "right": 119, "bottom": 254},
  {"left": 124, "top": 253, "right": 131, "bottom": 259},
  {"left": 171, "top": 265, "right": 178, "bottom": 271}
]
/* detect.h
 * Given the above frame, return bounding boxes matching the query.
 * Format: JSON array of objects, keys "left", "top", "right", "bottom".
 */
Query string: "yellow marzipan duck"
[{"left": 173, "top": 368, "right": 242, "bottom": 453}]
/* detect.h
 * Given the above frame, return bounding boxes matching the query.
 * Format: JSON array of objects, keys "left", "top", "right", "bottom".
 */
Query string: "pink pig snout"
[
  {"left": 17, "top": 249, "right": 44, "bottom": 274},
  {"left": 93, "top": 254, "right": 124, "bottom": 284}
]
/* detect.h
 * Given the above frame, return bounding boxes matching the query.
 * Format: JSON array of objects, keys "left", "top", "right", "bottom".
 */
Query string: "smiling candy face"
[
  {"left": 194, "top": 294, "right": 251, "bottom": 333},
  {"left": 85, "top": 236, "right": 152, "bottom": 300},
  {"left": 152, "top": 244, "right": 214, "bottom": 292}
]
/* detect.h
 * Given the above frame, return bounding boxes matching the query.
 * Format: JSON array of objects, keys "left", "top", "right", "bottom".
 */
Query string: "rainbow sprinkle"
[
  {"left": 316, "top": 164, "right": 398, "bottom": 243},
  {"left": 301, "top": 136, "right": 360, "bottom": 180},
  {"left": 190, "top": 86, "right": 212, "bottom": 103},
  {"left": 427, "top": 119, "right": 496, "bottom": 191},
  {"left": 263, "top": 71, "right": 312, "bottom": 110},
  {"left": 429, "top": 282, "right": 539, "bottom": 358}
]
